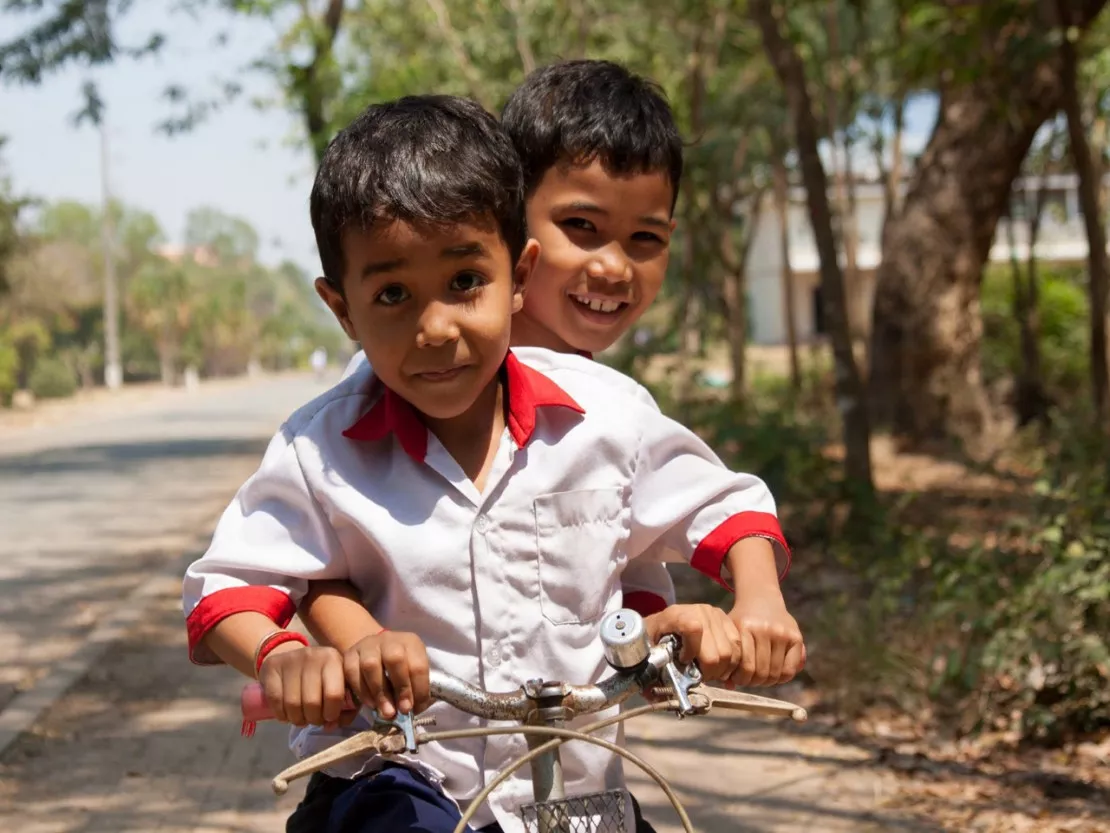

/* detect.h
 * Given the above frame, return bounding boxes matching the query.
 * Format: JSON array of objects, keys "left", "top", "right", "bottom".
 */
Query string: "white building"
[{"left": 745, "top": 173, "right": 1101, "bottom": 345}]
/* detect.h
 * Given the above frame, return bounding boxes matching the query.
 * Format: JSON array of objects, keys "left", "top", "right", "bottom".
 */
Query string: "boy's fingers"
[
  {"left": 698, "top": 614, "right": 729, "bottom": 680},
  {"left": 753, "top": 629, "right": 772, "bottom": 686},
  {"left": 718, "top": 616, "right": 744, "bottom": 682},
  {"left": 676, "top": 610, "right": 704, "bottom": 665},
  {"left": 283, "top": 667, "right": 306, "bottom": 727},
  {"left": 382, "top": 641, "right": 413, "bottom": 715},
  {"left": 780, "top": 641, "right": 805, "bottom": 684},
  {"left": 358, "top": 650, "right": 392, "bottom": 719},
  {"left": 767, "top": 631, "right": 787, "bottom": 685},
  {"left": 342, "top": 650, "right": 365, "bottom": 704},
  {"left": 261, "top": 668, "right": 287, "bottom": 724},
  {"left": 321, "top": 654, "right": 347, "bottom": 725},
  {"left": 407, "top": 643, "right": 431, "bottom": 713},
  {"left": 732, "top": 630, "right": 757, "bottom": 688},
  {"left": 300, "top": 659, "right": 326, "bottom": 726}
]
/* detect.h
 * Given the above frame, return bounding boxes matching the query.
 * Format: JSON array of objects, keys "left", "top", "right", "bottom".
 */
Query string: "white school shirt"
[
  {"left": 183, "top": 349, "right": 789, "bottom": 833},
  {"left": 341, "top": 347, "right": 679, "bottom": 614}
]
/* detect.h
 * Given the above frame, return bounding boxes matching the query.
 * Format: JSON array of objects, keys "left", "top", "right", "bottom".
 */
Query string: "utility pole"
[{"left": 99, "top": 118, "right": 122, "bottom": 390}]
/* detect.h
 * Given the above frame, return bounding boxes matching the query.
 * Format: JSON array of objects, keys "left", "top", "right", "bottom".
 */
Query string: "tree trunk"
[
  {"left": 1006, "top": 192, "right": 1050, "bottom": 427},
  {"left": 297, "top": 0, "right": 345, "bottom": 163},
  {"left": 674, "top": 34, "right": 706, "bottom": 405},
  {"left": 718, "top": 189, "right": 765, "bottom": 403},
  {"left": 772, "top": 149, "right": 801, "bottom": 390},
  {"left": 1059, "top": 12, "right": 1110, "bottom": 425},
  {"left": 750, "top": 0, "right": 873, "bottom": 492},
  {"left": 824, "top": 0, "right": 862, "bottom": 339},
  {"left": 869, "top": 0, "right": 1108, "bottom": 446}
]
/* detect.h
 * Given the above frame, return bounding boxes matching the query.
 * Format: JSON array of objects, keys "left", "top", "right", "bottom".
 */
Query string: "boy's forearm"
[
  {"left": 201, "top": 611, "right": 302, "bottom": 679},
  {"left": 725, "top": 537, "right": 785, "bottom": 605},
  {"left": 299, "top": 580, "right": 383, "bottom": 651}
]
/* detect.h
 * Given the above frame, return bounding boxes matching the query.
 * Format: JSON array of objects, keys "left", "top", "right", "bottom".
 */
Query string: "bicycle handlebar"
[{"left": 240, "top": 640, "right": 677, "bottom": 724}]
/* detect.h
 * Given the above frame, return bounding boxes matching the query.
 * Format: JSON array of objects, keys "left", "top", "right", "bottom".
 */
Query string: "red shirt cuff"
[
  {"left": 186, "top": 586, "right": 297, "bottom": 665},
  {"left": 690, "top": 511, "right": 790, "bottom": 591}
]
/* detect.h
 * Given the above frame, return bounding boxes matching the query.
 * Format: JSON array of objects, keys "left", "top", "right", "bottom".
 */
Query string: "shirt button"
[
  {"left": 485, "top": 645, "right": 502, "bottom": 667},
  {"left": 475, "top": 515, "right": 489, "bottom": 533}
]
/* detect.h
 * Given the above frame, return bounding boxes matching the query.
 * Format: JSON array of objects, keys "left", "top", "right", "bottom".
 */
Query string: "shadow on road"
[{"left": 0, "top": 437, "right": 270, "bottom": 477}]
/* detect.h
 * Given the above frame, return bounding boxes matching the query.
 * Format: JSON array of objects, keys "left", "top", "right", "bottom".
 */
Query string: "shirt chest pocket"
[{"left": 533, "top": 487, "right": 629, "bottom": 626}]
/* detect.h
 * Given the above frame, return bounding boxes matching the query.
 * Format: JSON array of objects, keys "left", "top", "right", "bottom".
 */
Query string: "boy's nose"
[
  {"left": 586, "top": 246, "right": 633, "bottom": 284},
  {"left": 415, "top": 304, "right": 460, "bottom": 347}
]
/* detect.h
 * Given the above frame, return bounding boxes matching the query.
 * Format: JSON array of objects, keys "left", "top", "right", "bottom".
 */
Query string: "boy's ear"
[
  {"left": 315, "top": 277, "right": 358, "bottom": 341},
  {"left": 512, "top": 239, "right": 541, "bottom": 313}
]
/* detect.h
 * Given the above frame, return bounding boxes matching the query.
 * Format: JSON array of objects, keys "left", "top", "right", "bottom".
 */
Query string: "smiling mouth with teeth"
[{"left": 570, "top": 294, "right": 629, "bottom": 314}]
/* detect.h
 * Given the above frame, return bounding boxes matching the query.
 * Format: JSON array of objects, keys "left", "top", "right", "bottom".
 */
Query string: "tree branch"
[{"left": 424, "top": 0, "right": 494, "bottom": 110}]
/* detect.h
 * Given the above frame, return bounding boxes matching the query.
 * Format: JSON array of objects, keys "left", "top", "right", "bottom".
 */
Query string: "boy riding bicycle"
[{"left": 183, "top": 95, "right": 803, "bottom": 833}]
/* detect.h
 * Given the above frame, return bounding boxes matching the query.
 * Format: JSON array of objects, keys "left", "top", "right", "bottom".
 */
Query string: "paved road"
[
  {"left": 0, "top": 372, "right": 918, "bottom": 832},
  {"left": 0, "top": 373, "right": 332, "bottom": 714}
]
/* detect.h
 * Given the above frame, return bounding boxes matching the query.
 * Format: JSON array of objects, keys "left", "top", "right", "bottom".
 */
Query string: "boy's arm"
[
  {"left": 299, "top": 580, "right": 382, "bottom": 651},
  {"left": 183, "top": 428, "right": 347, "bottom": 665},
  {"left": 200, "top": 611, "right": 310, "bottom": 679},
  {"left": 724, "top": 537, "right": 804, "bottom": 684}
]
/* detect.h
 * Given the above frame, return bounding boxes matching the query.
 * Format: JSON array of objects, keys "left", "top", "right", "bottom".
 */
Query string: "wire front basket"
[{"left": 519, "top": 789, "right": 628, "bottom": 833}]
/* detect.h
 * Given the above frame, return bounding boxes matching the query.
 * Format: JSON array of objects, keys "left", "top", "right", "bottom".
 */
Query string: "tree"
[
  {"left": 1057, "top": 1, "right": 1110, "bottom": 425},
  {"left": 184, "top": 206, "right": 259, "bottom": 264},
  {"left": 750, "top": 0, "right": 874, "bottom": 493},
  {"left": 869, "top": 0, "right": 1110, "bottom": 446},
  {"left": 1004, "top": 120, "right": 1065, "bottom": 427}
]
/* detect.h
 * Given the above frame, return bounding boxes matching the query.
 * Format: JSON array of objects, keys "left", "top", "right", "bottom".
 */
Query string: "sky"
[
  {"left": 1, "top": 3, "right": 939, "bottom": 277},
  {"left": 1, "top": 3, "right": 320, "bottom": 273}
]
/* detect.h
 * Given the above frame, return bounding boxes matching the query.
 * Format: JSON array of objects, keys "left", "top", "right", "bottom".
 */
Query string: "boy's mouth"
[
  {"left": 569, "top": 293, "right": 630, "bottom": 317},
  {"left": 412, "top": 365, "right": 470, "bottom": 383}
]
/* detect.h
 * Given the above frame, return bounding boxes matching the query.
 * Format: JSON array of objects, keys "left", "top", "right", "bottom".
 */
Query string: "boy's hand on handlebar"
[
  {"left": 257, "top": 644, "right": 357, "bottom": 729},
  {"left": 343, "top": 630, "right": 431, "bottom": 719},
  {"left": 727, "top": 591, "right": 805, "bottom": 688},
  {"left": 643, "top": 604, "right": 743, "bottom": 683}
]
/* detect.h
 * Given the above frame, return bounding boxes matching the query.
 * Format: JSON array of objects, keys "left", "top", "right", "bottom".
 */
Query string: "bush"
[
  {"left": 29, "top": 355, "right": 77, "bottom": 399},
  {"left": 0, "top": 335, "right": 16, "bottom": 406},
  {"left": 981, "top": 263, "right": 1088, "bottom": 398}
]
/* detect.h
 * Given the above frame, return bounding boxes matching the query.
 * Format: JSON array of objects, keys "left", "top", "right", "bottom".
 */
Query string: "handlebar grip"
[{"left": 240, "top": 682, "right": 358, "bottom": 722}]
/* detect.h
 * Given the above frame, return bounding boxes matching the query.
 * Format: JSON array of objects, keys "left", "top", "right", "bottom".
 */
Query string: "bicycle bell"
[{"left": 600, "top": 608, "right": 651, "bottom": 670}]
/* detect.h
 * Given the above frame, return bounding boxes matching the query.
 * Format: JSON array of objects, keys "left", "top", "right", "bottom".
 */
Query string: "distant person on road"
[{"left": 310, "top": 347, "right": 328, "bottom": 381}]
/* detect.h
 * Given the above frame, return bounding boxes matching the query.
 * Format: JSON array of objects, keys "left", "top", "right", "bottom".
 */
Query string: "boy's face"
[
  {"left": 316, "top": 218, "right": 530, "bottom": 421},
  {"left": 515, "top": 159, "right": 675, "bottom": 354}
]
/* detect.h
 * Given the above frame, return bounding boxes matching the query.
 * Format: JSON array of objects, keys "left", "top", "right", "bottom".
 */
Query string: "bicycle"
[{"left": 241, "top": 608, "right": 808, "bottom": 833}]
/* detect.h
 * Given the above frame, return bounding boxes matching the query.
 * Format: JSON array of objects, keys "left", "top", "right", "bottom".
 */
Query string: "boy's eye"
[
  {"left": 450, "top": 271, "right": 486, "bottom": 293},
  {"left": 632, "top": 231, "right": 666, "bottom": 245},
  {"left": 375, "top": 284, "right": 409, "bottom": 306},
  {"left": 560, "top": 217, "right": 597, "bottom": 233}
]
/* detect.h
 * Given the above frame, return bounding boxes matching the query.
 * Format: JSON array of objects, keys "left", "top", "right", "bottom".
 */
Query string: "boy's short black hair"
[
  {"left": 311, "top": 95, "right": 527, "bottom": 290},
  {"left": 501, "top": 60, "right": 683, "bottom": 208}
]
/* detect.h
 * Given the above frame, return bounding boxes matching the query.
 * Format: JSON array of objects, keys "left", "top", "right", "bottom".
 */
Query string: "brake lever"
[
  {"left": 688, "top": 684, "right": 808, "bottom": 722},
  {"left": 656, "top": 634, "right": 702, "bottom": 717},
  {"left": 368, "top": 709, "right": 419, "bottom": 752}
]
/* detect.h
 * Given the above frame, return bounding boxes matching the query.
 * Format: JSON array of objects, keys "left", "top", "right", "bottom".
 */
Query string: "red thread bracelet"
[{"left": 254, "top": 630, "right": 309, "bottom": 678}]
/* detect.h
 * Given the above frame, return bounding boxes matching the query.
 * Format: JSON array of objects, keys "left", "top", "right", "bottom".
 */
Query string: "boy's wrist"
[{"left": 253, "top": 630, "right": 309, "bottom": 677}]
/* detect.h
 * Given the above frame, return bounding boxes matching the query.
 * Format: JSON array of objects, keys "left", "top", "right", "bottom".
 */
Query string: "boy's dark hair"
[
  {"left": 311, "top": 95, "right": 527, "bottom": 290},
  {"left": 501, "top": 60, "right": 683, "bottom": 208}
]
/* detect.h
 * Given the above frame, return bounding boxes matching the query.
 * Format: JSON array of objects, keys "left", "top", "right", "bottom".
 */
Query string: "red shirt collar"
[{"left": 342, "top": 351, "right": 584, "bottom": 463}]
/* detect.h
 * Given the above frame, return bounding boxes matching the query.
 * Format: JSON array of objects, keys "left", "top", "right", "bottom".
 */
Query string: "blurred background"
[{"left": 1, "top": 2, "right": 1108, "bottom": 831}]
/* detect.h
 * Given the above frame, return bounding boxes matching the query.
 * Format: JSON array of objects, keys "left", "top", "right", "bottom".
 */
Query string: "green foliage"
[
  {"left": 981, "top": 263, "right": 1089, "bottom": 398},
  {"left": 923, "top": 421, "right": 1110, "bottom": 742},
  {"left": 0, "top": 330, "right": 17, "bottom": 404},
  {"left": 28, "top": 354, "right": 76, "bottom": 399}
]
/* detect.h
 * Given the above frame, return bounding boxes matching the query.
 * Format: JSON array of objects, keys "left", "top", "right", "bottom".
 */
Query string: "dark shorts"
[{"left": 287, "top": 767, "right": 657, "bottom": 833}]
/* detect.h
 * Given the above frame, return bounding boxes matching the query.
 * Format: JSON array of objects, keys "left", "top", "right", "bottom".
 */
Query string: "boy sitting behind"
[
  {"left": 328, "top": 59, "right": 800, "bottom": 685},
  {"left": 183, "top": 95, "right": 800, "bottom": 833}
]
